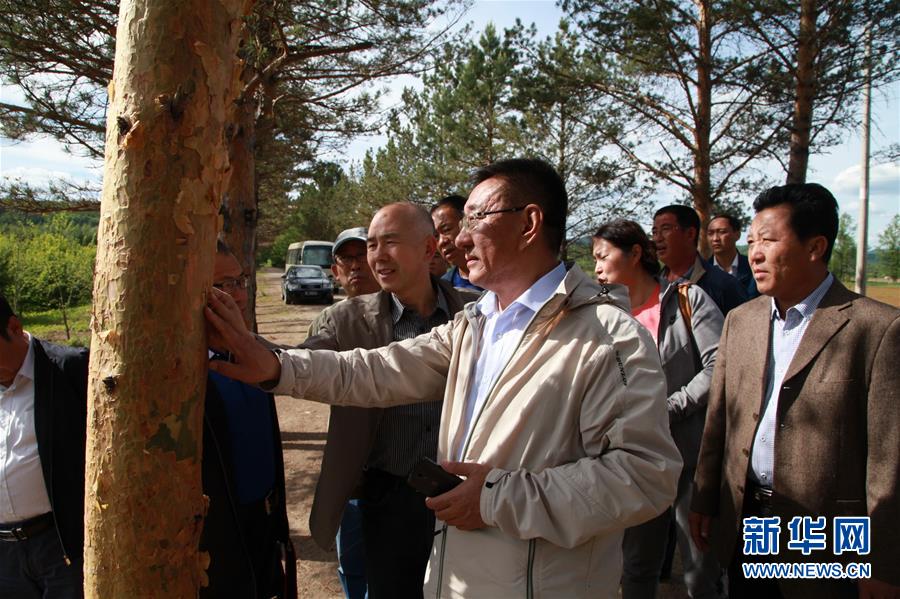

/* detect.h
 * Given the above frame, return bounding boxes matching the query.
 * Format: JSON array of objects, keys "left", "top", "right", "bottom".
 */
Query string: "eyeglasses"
[
  {"left": 460, "top": 206, "right": 526, "bottom": 233},
  {"left": 334, "top": 252, "right": 367, "bottom": 267},
  {"left": 213, "top": 275, "right": 250, "bottom": 293},
  {"left": 650, "top": 224, "right": 680, "bottom": 237}
]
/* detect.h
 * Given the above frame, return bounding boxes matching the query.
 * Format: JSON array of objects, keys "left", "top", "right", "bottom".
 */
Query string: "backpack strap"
[{"left": 676, "top": 283, "right": 693, "bottom": 336}]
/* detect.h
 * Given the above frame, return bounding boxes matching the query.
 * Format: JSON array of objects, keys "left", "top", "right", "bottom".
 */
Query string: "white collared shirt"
[
  {"left": 0, "top": 333, "right": 52, "bottom": 522},
  {"left": 750, "top": 274, "right": 834, "bottom": 486},
  {"left": 455, "top": 262, "right": 567, "bottom": 460},
  {"left": 714, "top": 252, "right": 739, "bottom": 276}
]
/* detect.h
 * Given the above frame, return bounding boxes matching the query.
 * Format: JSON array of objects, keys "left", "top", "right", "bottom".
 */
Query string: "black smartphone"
[{"left": 407, "top": 458, "right": 463, "bottom": 497}]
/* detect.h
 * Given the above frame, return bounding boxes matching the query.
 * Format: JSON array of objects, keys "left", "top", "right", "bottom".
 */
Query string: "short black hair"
[
  {"left": 431, "top": 194, "right": 466, "bottom": 218},
  {"left": 752, "top": 183, "right": 839, "bottom": 263},
  {"left": 654, "top": 204, "right": 701, "bottom": 241},
  {"left": 0, "top": 292, "right": 15, "bottom": 341},
  {"left": 594, "top": 219, "right": 661, "bottom": 277},
  {"left": 709, "top": 213, "right": 742, "bottom": 233},
  {"left": 471, "top": 158, "right": 567, "bottom": 253}
]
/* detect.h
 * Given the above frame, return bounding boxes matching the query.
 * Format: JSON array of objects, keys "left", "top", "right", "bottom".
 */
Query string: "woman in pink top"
[
  {"left": 591, "top": 223, "right": 663, "bottom": 341},
  {"left": 592, "top": 219, "right": 725, "bottom": 599}
]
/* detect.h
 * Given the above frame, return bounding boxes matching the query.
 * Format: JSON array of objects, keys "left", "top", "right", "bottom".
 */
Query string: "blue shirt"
[
  {"left": 750, "top": 273, "right": 834, "bottom": 486},
  {"left": 442, "top": 266, "right": 483, "bottom": 292},
  {"left": 209, "top": 370, "right": 276, "bottom": 504},
  {"left": 454, "top": 262, "right": 567, "bottom": 459}
]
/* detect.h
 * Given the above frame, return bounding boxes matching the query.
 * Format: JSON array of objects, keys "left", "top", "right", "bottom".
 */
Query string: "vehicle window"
[
  {"left": 289, "top": 266, "right": 322, "bottom": 278},
  {"left": 302, "top": 246, "right": 333, "bottom": 267}
]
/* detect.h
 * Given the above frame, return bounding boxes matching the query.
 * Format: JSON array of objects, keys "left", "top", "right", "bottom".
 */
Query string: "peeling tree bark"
[{"left": 84, "top": 0, "right": 252, "bottom": 596}]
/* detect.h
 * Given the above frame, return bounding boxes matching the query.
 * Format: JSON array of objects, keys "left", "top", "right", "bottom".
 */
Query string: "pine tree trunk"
[
  {"left": 221, "top": 96, "right": 259, "bottom": 330},
  {"left": 786, "top": 0, "right": 818, "bottom": 184},
  {"left": 693, "top": 0, "right": 714, "bottom": 258},
  {"left": 84, "top": 0, "right": 251, "bottom": 596}
]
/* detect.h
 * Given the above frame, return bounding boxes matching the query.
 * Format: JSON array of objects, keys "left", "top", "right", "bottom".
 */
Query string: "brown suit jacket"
[
  {"left": 692, "top": 279, "right": 899, "bottom": 594},
  {"left": 302, "top": 279, "right": 476, "bottom": 550}
]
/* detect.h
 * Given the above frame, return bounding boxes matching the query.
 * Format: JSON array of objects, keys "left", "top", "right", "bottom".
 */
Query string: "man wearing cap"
[
  {"left": 309, "top": 225, "right": 379, "bottom": 599},
  {"left": 303, "top": 207, "right": 475, "bottom": 598}
]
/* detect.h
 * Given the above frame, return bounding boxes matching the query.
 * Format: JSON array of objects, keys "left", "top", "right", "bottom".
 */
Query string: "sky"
[{"left": 1, "top": 0, "right": 897, "bottom": 245}]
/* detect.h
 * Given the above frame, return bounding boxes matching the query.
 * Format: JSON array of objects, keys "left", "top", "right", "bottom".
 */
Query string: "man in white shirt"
[
  {"left": 0, "top": 293, "right": 89, "bottom": 598},
  {"left": 206, "top": 158, "right": 681, "bottom": 597}
]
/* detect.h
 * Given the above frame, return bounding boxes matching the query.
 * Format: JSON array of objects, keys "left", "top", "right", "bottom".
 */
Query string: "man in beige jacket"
[{"left": 207, "top": 158, "right": 682, "bottom": 598}]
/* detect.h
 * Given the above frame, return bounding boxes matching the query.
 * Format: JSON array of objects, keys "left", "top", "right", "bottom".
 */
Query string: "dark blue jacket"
[
  {"left": 669, "top": 255, "right": 749, "bottom": 315},
  {"left": 718, "top": 252, "right": 759, "bottom": 300},
  {"left": 441, "top": 266, "right": 483, "bottom": 292},
  {"left": 200, "top": 374, "right": 294, "bottom": 599}
]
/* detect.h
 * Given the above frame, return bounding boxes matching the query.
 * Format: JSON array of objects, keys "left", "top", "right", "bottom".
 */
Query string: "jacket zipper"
[
  {"left": 435, "top": 523, "right": 449, "bottom": 598},
  {"left": 526, "top": 538, "right": 536, "bottom": 599}
]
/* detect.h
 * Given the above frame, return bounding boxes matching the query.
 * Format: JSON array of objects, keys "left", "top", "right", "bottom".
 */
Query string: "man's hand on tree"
[{"left": 205, "top": 287, "right": 281, "bottom": 384}]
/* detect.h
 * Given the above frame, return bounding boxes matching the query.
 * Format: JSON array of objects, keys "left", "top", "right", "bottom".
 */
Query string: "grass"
[
  {"left": 20, "top": 303, "right": 92, "bottom": 347},
  {"left": 863, "top": 284, "right": 899, "bottom": 307}
]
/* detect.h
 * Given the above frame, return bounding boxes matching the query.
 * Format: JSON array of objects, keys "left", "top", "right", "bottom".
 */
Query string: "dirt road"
[{"left": 256, "top": 267, "right": 689, "bottom": 599}]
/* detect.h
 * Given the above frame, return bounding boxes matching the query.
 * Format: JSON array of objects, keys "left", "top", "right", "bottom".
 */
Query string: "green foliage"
[
  {"left": 566, "top": 237, "right": 597, "bottom": 276},
  {"left": 1, "top": 0, "right": 466, "bottom": 266},
  {"left": 0, "top": 212, "right": 96, "bottom": 339},
  {"left": 562, "top": 0, "right": 778, "bottom": 216},
  {"left": 347, "top": 21, "right": 654, "bottom": 249},
  {"left": 831, "top": 212, "right": 856, "bottom": 282},
  {"left": 261, "top": 226, "right": 303, "bottom": 268},
  {"left": 877, "top": 213, "right": 900, "bottom": 280},
  {"left": 731, "top": 0, "right": 900, "bottom": 169},
  {"left": 19, "top": 303, "right": 92, "bottom": 347}
]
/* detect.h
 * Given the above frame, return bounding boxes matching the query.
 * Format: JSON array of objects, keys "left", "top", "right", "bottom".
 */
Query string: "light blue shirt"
[
  {"left": 454, "top": 262, "right": 567, "bottom": 460},
  {"left": 750, "top": 273, "right": 834, "bottom": 486}
]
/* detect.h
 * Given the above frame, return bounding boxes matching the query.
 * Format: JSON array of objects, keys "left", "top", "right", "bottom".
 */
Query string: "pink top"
[{"left": 632, "top": 283, "right": 661, "bottom": 343}]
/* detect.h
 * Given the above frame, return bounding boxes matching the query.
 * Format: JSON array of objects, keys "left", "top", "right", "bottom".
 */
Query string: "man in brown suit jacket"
[
  {"left": 302, "top": 204, "right": 475, "bottom": 599},
  {"left": 690, "top": 183, "right": 899, "bottom": 599}
]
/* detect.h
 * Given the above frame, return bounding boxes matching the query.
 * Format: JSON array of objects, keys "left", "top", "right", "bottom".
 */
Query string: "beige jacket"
[{"left": 272, "top": 265, "right": 682, "bottom": 598}]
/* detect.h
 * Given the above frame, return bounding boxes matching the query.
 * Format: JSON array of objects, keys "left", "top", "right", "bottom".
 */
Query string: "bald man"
[{"left": 303, "top": 204, "right": 475, "bottom": 598}]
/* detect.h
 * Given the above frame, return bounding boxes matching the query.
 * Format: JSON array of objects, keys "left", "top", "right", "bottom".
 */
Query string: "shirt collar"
[
  {"left": 1, "top": 332, "right": 34, "bottom": 393},
  {"left": 476, "top": 261, "right": 567, "bottom": 318},
  {"left": 714, "top": 252, "right": 739, "bottom": 273},
  {"left": 770, "top": 272, "right": 834, "bottom": 321},
  {"left": 390, "top": 282, "right": 450, "bottom": 324}
]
